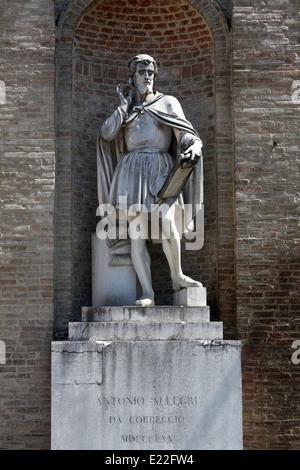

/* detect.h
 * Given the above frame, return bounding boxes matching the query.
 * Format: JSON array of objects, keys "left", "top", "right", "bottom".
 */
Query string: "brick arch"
[
  {"left": 54, "top": 0, "right": 235, "bottom": 339},
  {"left": 56, "top": 0, "right": 229, "bottom": 43}
]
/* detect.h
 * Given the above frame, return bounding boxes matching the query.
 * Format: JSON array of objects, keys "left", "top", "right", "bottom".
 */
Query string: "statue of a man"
[{"left": 97, "top": 54, "right": 203, "bottom": 306}]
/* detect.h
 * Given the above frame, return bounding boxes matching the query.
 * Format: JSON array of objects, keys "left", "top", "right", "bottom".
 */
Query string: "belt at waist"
[{"left": 126, "top": 146, "right": 170, "bottom": 153}]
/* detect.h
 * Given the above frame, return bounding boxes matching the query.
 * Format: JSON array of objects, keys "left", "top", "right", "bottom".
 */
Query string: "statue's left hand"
[{"left": 181, "top": 142, "right": 203, "bottom": 168}]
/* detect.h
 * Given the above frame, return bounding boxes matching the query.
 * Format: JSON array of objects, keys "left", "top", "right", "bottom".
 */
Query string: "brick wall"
[
  {"left": 0, "top": 1, "right": 55, "bottom": 449},
  {"left": 232, "top": 0, "right": 300, "bottom": 449}
]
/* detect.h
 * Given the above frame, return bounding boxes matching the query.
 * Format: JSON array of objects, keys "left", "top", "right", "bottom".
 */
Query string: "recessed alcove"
[{"left": 54, "top": 0, "right": 234, "bottom": 338}]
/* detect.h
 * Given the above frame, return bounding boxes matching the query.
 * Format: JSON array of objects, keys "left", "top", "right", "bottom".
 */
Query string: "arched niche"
[{"left": 54, "top": 0, "right": 235, "bottom": 339}]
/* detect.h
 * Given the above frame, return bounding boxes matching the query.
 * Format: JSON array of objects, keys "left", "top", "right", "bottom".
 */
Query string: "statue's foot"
[
  {"left": 135, "top": 295, "right": 155, "bottom": 307},
  {"left": 172, "top": 275, "right": 203, "bottom": 292}
]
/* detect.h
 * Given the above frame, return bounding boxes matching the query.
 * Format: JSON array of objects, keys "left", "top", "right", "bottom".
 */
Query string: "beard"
[{"left": 137, "top": 83, "right": 153, "bottom": 96}]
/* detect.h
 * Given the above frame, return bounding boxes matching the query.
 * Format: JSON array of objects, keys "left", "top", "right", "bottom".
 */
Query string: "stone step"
[
  {"left": 68, "top": 320, "right": 223, "bottom": 342},
  {"left": 81, "top": 305, "right": 210, "bottom": 323}
]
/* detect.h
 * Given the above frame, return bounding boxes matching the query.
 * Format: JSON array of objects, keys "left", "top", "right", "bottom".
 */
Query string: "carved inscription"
[
  {"left": 98, "top": 395, "right": 198, "bottom": 444},
  {"left": 98, "top": 395, "right": 197, "bottom": 406}
]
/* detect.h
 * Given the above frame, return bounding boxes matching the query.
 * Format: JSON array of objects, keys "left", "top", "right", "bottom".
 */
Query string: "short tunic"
[
  {"left": 108, "top": 111, "right": 178, "bottom": 211},
  {"left": 109, "top": 149, "right": 175, "bottom": 211}
]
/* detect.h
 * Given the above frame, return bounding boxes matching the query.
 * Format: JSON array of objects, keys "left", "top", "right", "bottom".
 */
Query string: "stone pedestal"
[
  {"left": 51, "top": 306, "right": 243, "bottom": 450},
  {"left": 92, "top": 234, "right": 140, "bottom": 306}
]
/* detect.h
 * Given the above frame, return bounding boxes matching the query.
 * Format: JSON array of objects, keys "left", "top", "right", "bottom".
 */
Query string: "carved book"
[{"left": 157, "top": 155, "right": 195, "bottom": 199}]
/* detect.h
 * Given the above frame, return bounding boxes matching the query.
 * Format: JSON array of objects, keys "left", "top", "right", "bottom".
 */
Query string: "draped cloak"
[{"left": 96, "top": 92, "right": 203, "bottom": 243}]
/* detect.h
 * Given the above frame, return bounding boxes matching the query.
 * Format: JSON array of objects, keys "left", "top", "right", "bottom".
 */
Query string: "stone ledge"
[
  {"left": 81, "top": 305, "right": 210, "bottom": 323},
  {"left": 68, "top": 320, "right": 223, "bottom": 342}
]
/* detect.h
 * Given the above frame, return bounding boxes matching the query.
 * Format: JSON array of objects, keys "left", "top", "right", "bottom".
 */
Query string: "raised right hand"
[{"left": 117, "top": 84, "right": 133, "bottom": 108}]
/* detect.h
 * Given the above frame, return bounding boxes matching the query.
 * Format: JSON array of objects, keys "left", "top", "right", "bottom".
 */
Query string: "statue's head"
[{"left": 128, "top": 54, "right": 158, "bottom": 92}]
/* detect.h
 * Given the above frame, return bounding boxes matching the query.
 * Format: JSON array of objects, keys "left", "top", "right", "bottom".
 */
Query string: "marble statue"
[{"left": 97, "top": 54, "right": 203, "bottom": 306}]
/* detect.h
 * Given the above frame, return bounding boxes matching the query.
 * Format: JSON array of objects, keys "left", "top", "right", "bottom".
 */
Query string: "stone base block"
[
  {"left": 173, "top": 286, "right": 207, "bottom": 306},
  {"left": 51, "top": 306, "right": 242, "bottom": 450},
  {"left": 51, "top": 338, "right": 242, "bottom": 450}
]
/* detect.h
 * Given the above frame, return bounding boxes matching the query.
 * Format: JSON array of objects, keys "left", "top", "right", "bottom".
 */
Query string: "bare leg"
[
  {"left": 159, "top": 203, "right": 202, "bottom": 291},
  {"left": 128, "top": 217, "right": 155, "bottom": 306}
]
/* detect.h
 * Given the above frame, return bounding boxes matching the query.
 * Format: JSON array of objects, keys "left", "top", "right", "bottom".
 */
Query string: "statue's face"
[{"left": 133, "top": 62, "right": 155, "bottom": 96}]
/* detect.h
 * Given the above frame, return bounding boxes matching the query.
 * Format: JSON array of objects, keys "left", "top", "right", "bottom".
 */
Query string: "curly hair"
[{"left": 128, "top": 54, "right": 158, "bottom": 84}]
